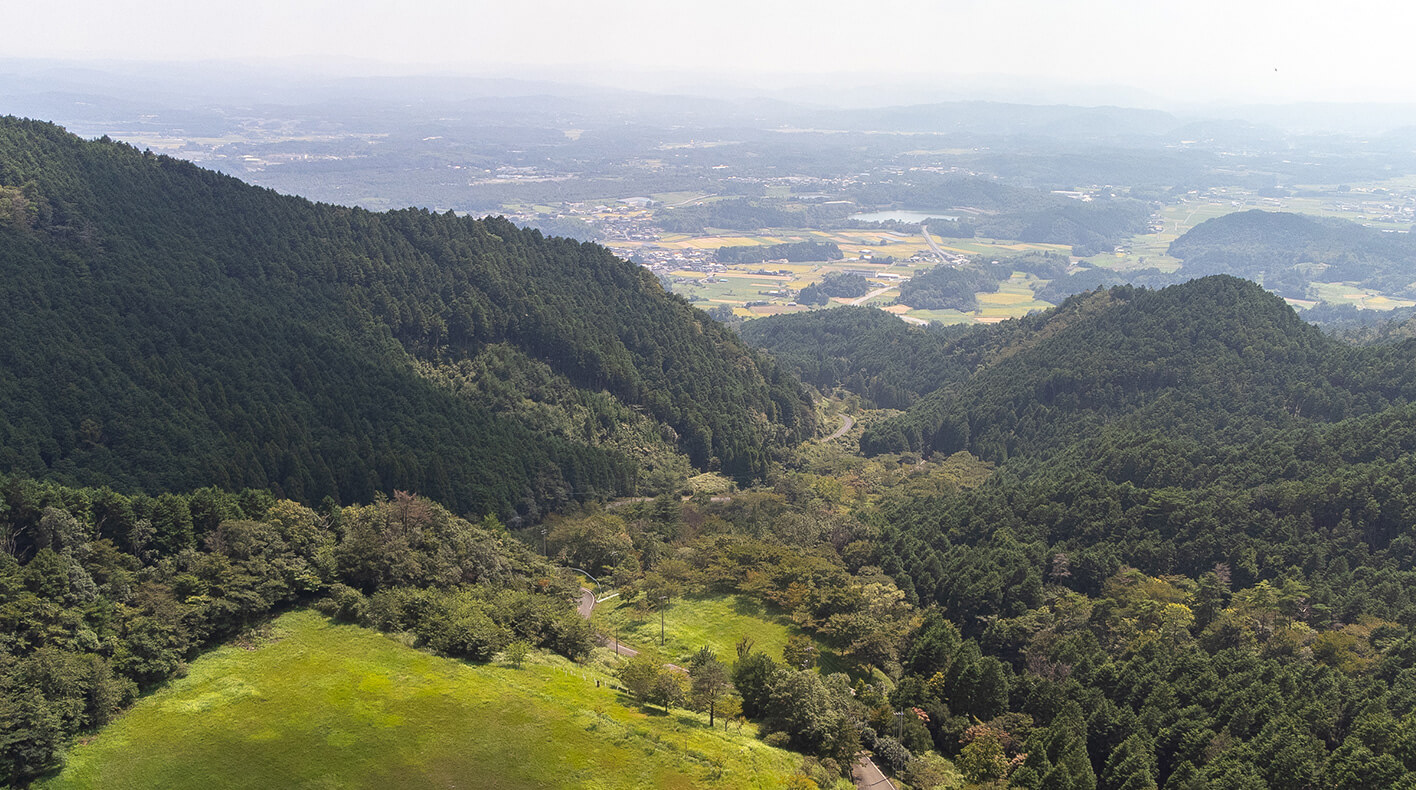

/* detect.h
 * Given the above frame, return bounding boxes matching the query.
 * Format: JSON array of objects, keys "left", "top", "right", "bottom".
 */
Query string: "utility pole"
[{"left": 659, "top": 595, "right": 669, "bottom": 646}]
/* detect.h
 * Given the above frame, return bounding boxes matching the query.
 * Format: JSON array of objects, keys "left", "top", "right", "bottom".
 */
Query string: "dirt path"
[{"left": 819, "top": 414, "right": 855, "bottom": 443}]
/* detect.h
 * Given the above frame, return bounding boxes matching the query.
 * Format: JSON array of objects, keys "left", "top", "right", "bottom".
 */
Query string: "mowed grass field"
[
  {"left": 41, "top": 611, "right": 799, "bottom": 790},
  {"left": 591, "top": 594, "right": 843, "bottom": 673},
  {"left": 1309, "top": 281, "right": 1416, "bottom": 309}
]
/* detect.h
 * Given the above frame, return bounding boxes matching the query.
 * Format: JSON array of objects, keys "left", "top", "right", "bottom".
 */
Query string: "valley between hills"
[{"left": 7, "top": 101, "right": 1416, "bottom": 790}]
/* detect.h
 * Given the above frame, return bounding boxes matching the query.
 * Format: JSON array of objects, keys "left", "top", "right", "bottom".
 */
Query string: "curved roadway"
[
  {"left": 920, "top": 224, "right": 948, "bottom": 260},
  {"left": 852, "top": 756, "right": 897, "bottom": 789},
  {"left": 819, "top": 414, "right": 855, "bottom": 443}
]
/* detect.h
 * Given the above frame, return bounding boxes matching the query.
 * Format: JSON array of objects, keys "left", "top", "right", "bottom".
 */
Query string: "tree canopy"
[{"left": 0, "top": 118, "right": 816, "bottom": 516}]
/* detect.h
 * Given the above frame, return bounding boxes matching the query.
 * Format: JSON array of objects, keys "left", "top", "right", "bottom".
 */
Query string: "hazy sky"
[{"left": 12, "top": 0, "right": 1416, "bottom": 104}]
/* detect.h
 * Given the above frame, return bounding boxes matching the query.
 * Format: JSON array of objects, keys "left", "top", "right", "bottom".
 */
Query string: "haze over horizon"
[{"left": 10, "top": 0, "right": 1416, "bottom": 107}]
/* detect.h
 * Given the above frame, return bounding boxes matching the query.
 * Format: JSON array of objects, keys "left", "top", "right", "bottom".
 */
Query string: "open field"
[
  {"left": 659, "top": 228, "right": 1068, "bottom": 323},
  {"left": 898, "top": 308, "right": 973, "bottom": 324},
  {"left": 544, "top": 176, "right": 1416, "bottom": 324},
  {"left": 890, "top": 274, "right": 1055, "bottom": 325},
  {"left": 1310, "top": 281, "right": 1416, "bottom": 310},
  {"left": 591, "top": 594, "right": 843, "bottom": 674},
  {"left": 1101, "top": 178, "right": 1416, "bottom": 273},
  {"left": 934, "top": 238, "right": 1070, "bottom": 257},
  {"left": 40, "top": 611, "right": 799, "bottom": 790}
]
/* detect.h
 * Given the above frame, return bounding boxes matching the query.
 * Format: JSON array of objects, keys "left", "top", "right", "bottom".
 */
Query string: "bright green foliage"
[
  {"left": 652, "top": 667, "right": 689, "bottom": 712},
  {"left": 0, "top": 479, "right": 575, "bottom": 785},
  {"left": 619, "top": 653, "right": 662, "bottom": 705},
  {"left": 594, "top": 593, "right": 817, "bottom": 668},
  {"left": 689, "top": 647, "right": 732, "bottom": 726},
  {"left": 732, "top": 651, "right": 783, "bottom": 720},
  {"left": 502, "top": 639, "right": 531, "bottom": 668},
  {"left": 617, "top": 652, "right": 687, "bottom": 712},
  {"left": 958, "top": 725, "right": 1010, "bottom": 785},
  {"left": 38, "top": 611, "right": 800, "bottom": 789}
]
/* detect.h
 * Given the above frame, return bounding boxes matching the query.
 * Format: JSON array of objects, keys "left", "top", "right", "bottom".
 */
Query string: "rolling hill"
[
  {"left": 1168, "top": 209, "right": 1416, "bottom": 299},
  {"left": 858, "top": 276, "right": 1416, "bottom": 461},
  {"left": 0, "top": 117, "right": 815, "bottom": 517}
]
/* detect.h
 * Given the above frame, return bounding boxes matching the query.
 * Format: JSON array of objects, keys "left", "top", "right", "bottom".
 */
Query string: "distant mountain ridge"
[{"left": 0, "top": 117, "right": 814, "bottom": 516}]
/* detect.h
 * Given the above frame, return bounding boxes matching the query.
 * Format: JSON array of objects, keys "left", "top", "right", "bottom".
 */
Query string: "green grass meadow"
[
  {"left": 41, "top": 610, "right": 798, "bottom": 790},
  {"left": 591, "top": 594, "right": 843, "bottom": 674}
]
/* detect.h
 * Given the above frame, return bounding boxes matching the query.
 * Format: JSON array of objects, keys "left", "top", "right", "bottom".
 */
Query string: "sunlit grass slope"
[
  {"left": 41, "top": 610, "right": 798, "bottom": 790},
  {"left": 592, "top": 594, "right": 841, "bottom": 672}
]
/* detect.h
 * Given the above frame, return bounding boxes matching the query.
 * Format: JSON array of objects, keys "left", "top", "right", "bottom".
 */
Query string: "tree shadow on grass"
[
  {"left": 816, "top": 645, "right": 851, "bottom": 676},
  {"left": 610, "top": 690, "right": 722, "bottom": 731},
  {"left": 730, "top": 596, "right": 766, "bottom": 617}
]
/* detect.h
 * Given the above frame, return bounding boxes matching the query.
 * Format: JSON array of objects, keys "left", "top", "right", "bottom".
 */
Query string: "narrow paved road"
[
  {"left": 848, "top": 286, "right": 895, "bottom": 306},
  {"left": 577, "top": 588, "right": 680, "bottom": 667},
  {"left": 852, "top": 755, "right": 897, "bottom": 789},
  {"left": 920, "top": 224, "right": 948, "bottom": 260},
  {"left": 819, "top": 414, "right": 855, "bottom": 443}
]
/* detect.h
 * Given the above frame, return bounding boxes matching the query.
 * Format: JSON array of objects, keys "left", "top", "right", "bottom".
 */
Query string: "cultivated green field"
[
  {"left": 591, "top": 594, "right": 841, "bottom": 673},
  {"left": 41, "top": 611, "right": 799, "bottom": 790}
]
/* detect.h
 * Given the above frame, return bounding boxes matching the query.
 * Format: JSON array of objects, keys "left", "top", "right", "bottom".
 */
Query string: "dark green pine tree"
[
  {"left": 1161, "top": 762, "right": 1202, "bottom": 790},
  {"left": 1015, "top": 702, "right": 1097, "bottom": 790},
  {"left": 1250, "top": 714, "right": 1325, "bottom": 790},
  {"left": 1102, "top": 732, "right": 1158, "bottom": 790}
]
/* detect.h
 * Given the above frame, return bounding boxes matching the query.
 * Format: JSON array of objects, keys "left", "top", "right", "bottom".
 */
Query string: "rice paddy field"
[{"left": 541, "top": 177, "right": 1416, "bottom": 325}]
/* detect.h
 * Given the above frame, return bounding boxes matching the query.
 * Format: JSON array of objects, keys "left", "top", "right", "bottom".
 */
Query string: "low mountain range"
[{"left": 0, "top": 117, "right": 814, "bottom": 517}]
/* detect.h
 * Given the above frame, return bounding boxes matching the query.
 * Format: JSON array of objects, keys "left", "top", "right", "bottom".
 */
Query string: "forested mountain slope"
[
  {"left": 1169, "top": 209, "right": 1416, "bottom": 298},
  {"left": 738, "top": 307, "right": 973, "bottom": 409},
  {"left": 746, "top": 280, "right": 1416, "bottom": 787},
  {"left": 0, "top": 118, "right": 814, "bottom": 516},
  {"left": 742, "top": 281, "right": 1160, "bottom": 411},
  {"left": 860, "top": 276, "right": 1416, "bottom": 460},
  {"left": 854, "top": 283, "right": 1416, "bottom": 788}
]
